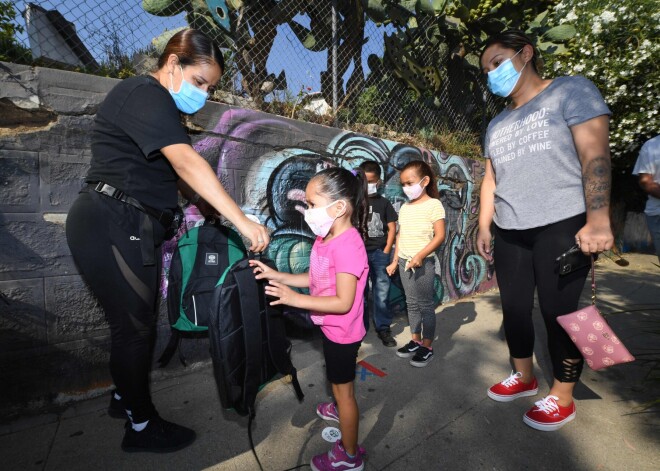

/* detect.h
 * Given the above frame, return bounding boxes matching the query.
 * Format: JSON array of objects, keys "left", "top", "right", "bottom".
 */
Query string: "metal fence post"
[{"left": 331, "top": 0, "right": 338, "bottom": 126}]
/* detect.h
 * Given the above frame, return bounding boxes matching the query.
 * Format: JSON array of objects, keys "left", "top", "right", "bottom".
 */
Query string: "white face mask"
[
  {"left": 367, "top": 183, "right": 378, "bottom": 195},
  {"left": 402, "top": 179, "right": 426, "bottom": 200},
  {"left": 304, "top": 200, "right": 344, "bottom": 238}
]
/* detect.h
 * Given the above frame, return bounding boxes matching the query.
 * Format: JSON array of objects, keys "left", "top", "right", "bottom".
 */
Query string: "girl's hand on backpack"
[
  {"left": 264, "top": 280, "right": 298, "bottom": 307},
  {"left": 386, "top": 261, "right": 398, "bottom": 276},
  {"left": 249, "top": 259, "right": 281, "bottom": 282}
]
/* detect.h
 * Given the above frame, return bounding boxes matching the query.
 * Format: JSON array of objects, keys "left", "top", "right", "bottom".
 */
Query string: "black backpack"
[{"left": 208, "top": 255, "right": 304, "bottom": 416}]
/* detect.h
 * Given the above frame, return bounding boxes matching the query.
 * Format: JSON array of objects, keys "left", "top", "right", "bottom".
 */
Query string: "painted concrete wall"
[{"left": 0, "top": 62, "right": 495, "bottom": 418}]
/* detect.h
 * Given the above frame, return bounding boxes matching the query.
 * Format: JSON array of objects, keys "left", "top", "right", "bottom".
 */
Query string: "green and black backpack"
[
  {"left": 159, "top": 218, "right": 246, "bottom": 366},
  {"left": 159, "top": 217, "right": 303, "bottom": 413}
]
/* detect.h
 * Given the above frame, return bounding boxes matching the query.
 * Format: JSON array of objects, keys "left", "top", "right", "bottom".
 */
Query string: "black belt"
[
  {"left": 83, "top": 182, "right": 175, "bottom": 266},
  {"left": 88, "top": 182, "right": 174, "bottom": 228}
]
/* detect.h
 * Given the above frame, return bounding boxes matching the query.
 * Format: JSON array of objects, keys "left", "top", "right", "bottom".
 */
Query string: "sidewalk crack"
[{"left": 41, "top": 418, "right": 61, "bottom": 471}]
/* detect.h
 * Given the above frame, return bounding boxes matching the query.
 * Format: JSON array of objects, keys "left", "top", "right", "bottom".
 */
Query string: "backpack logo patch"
[{"left": 206, "top": 253, "right": 218, "bottom": 265}]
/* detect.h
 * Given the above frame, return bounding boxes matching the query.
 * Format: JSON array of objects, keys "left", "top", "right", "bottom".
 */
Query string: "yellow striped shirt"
[{"left": 398, "top": 198, "right": 445, "bottom": 259}]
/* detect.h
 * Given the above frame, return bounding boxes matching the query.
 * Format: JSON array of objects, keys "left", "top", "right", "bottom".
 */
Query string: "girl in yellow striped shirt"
[{"left": 386, "top": 161, "right": 446, "bottom": 367}]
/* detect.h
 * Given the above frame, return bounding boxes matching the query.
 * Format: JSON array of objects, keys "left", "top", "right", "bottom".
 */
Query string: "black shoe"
[
  {"left": 377, "top": 329, "right": 397, "bottom": 347},
  {"left": 410, "top": 346, "right": 434, "bottom": 367},
  {"left": 108, "top": 390, "right": 128, "bottom": 419},
  {"left": 121, "top": 415, "right": 196, "bottom": 453},
  {"left": 396, "top": 340, "right": 421, "bottom": 358}
]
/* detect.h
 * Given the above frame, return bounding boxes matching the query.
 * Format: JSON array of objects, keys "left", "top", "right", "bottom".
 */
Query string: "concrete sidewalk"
[{"left": 1, "top": 254, "right": 659, "bottom": 471}]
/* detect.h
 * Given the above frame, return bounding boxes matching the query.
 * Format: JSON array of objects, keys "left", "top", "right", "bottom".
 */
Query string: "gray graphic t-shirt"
[{"left": 484, "top": 76, "right": 611, "bottom": 230}]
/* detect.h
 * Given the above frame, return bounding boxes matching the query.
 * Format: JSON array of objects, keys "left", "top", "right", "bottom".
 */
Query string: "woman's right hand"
[
  {"left": 386, "top": 261, "right": 398, "bottom": 276},
  {"left": 477, "top": 228, "right": 494, "bottom": 262},
  {"left": 234, "top": 216, "right": 270, "bottom": 253}
]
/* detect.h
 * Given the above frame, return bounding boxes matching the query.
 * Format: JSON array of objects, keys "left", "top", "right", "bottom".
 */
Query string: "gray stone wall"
[
  {"left": 1, "top": 63, "right": 119, "bottom": 418},
  {"left": 0, "top": 62, "right": 495, "bottom": 420}
]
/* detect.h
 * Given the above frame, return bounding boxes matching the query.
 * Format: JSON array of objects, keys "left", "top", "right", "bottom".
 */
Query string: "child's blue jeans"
[{"left": 364, "top": 248, "right": 394, "bottom": 332}]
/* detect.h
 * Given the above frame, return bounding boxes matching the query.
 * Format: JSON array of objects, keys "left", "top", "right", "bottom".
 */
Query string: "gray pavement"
[{"left": 1, "top": 254, "right": 659, "bottom": 471}]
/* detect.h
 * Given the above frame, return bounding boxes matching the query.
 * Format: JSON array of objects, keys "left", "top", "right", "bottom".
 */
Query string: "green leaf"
[
  {"left": 532, "top": 10, "right": 548, "bottom": 25},
  {"left": 142, "top": 0, "right": 186, "bottom": 17},
  {"left": 464, "top": 0, "right": 481, "bottom": 10},
  {"left": 537, "top": 40, "right": 568, "bottom": 55},
  {"left": 542, "top": 25, "right": 577, "bottom": 42},
  {"left": 287, "top": 20, "right": 327, "bottom": 51},
  {"left": 415, "top": 0, "right": 449, "bottom": 15},
  {"left": 363, "top": 0, "right": 387, "bottom": 23},
  {"left": 454, "top": 6, "right": 470, "bottom": 22},
  {"left": 386, "top": 2, "right": 415, "bottom": 26}
]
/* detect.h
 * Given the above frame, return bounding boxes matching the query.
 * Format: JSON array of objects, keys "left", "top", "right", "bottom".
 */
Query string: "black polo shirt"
[{"left": 87, "top": 75, "right": 191, "bottom": 212}]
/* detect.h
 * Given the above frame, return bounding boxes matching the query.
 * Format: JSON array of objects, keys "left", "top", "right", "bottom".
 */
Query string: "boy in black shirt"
[{"left": 359, "top": 161, "right": 398, "bottom": 347}]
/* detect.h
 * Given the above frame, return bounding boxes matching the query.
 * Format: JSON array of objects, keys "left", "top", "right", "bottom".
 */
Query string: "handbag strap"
[{"left": 590, "top": 255, "right": 596, "bottom": 305}]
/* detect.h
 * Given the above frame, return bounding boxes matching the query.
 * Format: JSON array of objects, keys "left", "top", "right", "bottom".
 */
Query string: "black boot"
[{"left": 377, "top": 329, "right": 397, "bottom": 347}]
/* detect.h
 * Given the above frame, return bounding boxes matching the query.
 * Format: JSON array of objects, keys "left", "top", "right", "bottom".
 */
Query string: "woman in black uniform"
[{"left": 66, "top": 29, "right": 269, "bottom": 453}]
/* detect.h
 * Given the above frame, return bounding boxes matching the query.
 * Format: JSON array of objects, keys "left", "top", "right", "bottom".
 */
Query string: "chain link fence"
[{"left": 4, "top": 1, "right": 501, "bottom": 150}]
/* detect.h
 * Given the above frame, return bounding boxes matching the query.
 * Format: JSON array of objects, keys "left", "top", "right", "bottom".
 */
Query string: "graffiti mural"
[{"left": 161, "top": 105, "right": 496, "bottom": 303}]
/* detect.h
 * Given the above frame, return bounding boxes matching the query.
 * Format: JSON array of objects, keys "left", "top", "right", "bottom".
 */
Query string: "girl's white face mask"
[
  {"left": 402, "top": 179, "right": 426, "bottom": 200},
  {"left": 304, "top": 200, "right": 344, "bottom": 237}
]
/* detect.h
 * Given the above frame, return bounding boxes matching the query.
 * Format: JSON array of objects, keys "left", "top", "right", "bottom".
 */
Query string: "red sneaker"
[
  {"left": 523, "top": 395, "right": 576, "bottom": 431},
  {"left": 487, "top": 371, "right": 539, "bottom": 402}
]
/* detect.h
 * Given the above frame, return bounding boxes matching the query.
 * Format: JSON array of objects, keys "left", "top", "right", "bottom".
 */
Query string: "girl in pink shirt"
[{"left": 250, "top": 167, "right": 369, "bottom": 471}]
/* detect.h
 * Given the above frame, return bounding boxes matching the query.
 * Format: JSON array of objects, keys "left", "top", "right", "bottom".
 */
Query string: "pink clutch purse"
[{"left": 556, "top": 257, "right": 635, "bottom": 371}]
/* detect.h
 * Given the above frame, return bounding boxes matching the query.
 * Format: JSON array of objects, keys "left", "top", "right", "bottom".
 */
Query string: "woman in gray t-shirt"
[{"left": 477, "top": 30, "right": 614, "bottom": 432}]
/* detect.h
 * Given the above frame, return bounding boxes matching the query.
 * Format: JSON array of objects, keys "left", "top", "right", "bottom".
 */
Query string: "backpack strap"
[
  {"left": 257, "top": 257, "right": 305, "bottom": 402},
  {"left": 157, "top": 330, "right": 188, "bottom": 367},
  {"left": 262, "top": 301, "right": 304, "bottom": 401},
  {"left": 233, "top": 262, "right": 263, "bottom": 415},
  {"left": 289, "top": 365, "right": 304, "bottom": 401}
]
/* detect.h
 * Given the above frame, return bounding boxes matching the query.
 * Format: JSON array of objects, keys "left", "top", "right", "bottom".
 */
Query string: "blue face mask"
[
  {"left": 169, "top": 65, "right": 208, "bottom": 114},
  {"left": 487, "top": 49, "right": 527, "bottom": 98}
]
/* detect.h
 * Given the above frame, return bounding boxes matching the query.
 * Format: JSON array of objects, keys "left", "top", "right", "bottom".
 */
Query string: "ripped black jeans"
[
  {"left": 66, "top": 191, "right": 166, "bottom": 423},
  {"left": 494, "top": 213, "right": 588, "bottom": 383}
]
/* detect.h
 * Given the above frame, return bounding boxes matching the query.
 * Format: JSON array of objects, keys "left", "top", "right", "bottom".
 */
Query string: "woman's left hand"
[
  {"left": 264, "top": 280, "right": 298, "bottom": 307},
  {"left": 575, "top": 222, "right": 614, "bottom": 255}
]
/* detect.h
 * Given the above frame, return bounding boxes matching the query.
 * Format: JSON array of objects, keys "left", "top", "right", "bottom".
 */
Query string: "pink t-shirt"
[{"left": 308, "top": 227, "right": 368, "bottom": 344}]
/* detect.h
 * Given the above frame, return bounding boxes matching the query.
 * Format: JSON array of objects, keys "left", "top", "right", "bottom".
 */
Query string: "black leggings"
[
  {"left": 66, "top": 191, "right": 165, "bottom": 423},
  {"left": 494, "top": 213, "right": 588, "bottom": 383}
]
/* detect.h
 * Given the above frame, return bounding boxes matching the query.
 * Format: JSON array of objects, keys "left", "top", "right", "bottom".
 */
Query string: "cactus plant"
[
  {"left": 143, "top": 0, "right": 573, "bottom": 132},
  {"left": 359, "top": 0, "right": 573, "bottom": 132}
]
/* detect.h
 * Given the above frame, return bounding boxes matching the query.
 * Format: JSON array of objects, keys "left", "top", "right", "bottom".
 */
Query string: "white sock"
[
  {"left": 132, "top": 420, "right": 149, "bottom": 432},
  {"left": 113, "top": 392, "right": 122, "bottom": 401}
]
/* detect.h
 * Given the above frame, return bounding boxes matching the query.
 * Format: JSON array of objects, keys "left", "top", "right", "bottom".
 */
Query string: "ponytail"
[{"left": 312, "top": 167, "right": 369, "bottom": 240}]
